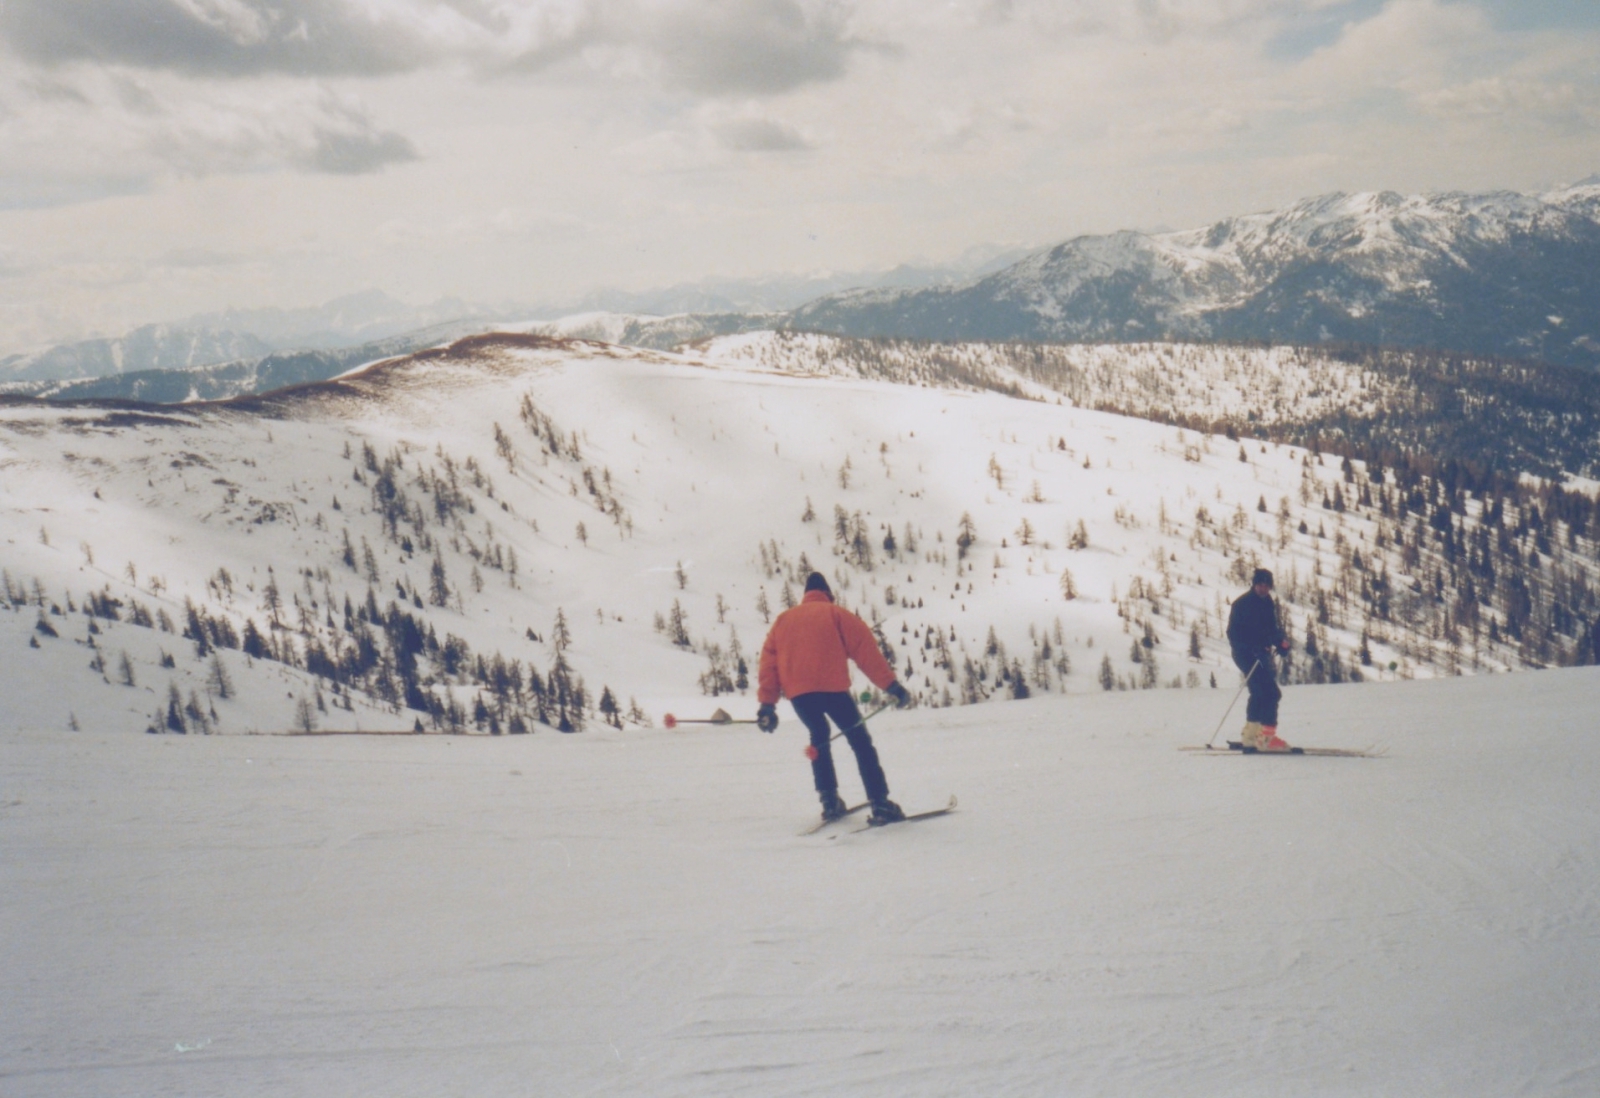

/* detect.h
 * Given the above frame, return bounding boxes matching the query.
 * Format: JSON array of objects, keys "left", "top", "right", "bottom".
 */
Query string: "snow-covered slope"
[
  {"left": 4, "top": 666, "right": 1597, "bottom": 1095},
  {"left": 789, "top": 181, "right": 1600, "bottom": 370},
  {"left": 3, "top": 330, "right": 1598, "bottom": 1093},
  {"left": 3, "top": 332, "right": 1596, "bottom": 739}
]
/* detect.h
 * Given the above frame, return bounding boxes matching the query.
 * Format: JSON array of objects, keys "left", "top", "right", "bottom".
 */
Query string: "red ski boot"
[{"left": 1258, "top": 725, "right": 1292, "bottom": 752}]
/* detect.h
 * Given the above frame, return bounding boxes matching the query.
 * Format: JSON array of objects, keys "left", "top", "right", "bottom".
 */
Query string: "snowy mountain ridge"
[
  {"left": 790, "top": 180, "right": 1600, "bottom": 369},
  {"left": 1156, "top": 183, "right": 1600, "bottom": 296},
  {"left": 22, "top": 325, "right": 1596, "bottom": 483}
]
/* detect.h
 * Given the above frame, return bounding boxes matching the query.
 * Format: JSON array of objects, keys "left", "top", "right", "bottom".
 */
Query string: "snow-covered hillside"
[
  {"left": 4, "top": 667, "right": 1598, "bottom": 1095},
  {"left": 2, "top": 332, "right": 1597, "bottom": 738}
]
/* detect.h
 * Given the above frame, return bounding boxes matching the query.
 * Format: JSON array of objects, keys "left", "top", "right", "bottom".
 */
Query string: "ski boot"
[
  {"left": 819, "top": 790, "right": 851, "bottom": 822},
  {"left": 1257, "top": 725, "right": 1292, "bottom": 752},
  {"left": 1241, "top": 721, "right": 1264, "bottom": 749},
  {"left": 868, "top": 798, "right": 906, "bottom": 826}
]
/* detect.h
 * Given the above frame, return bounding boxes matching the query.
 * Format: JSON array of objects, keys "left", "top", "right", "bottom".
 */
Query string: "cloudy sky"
[{"left": 1, "top": 0, "right": 1598, "bottom": 350}]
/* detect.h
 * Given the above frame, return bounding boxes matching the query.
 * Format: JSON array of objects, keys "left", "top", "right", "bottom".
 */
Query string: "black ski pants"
[
  {"left": 1232, "top": 648, "right": 1282, "bottom": 726},
  {"left": 790, "top": 691, "right": 890, "bottom": 804}
]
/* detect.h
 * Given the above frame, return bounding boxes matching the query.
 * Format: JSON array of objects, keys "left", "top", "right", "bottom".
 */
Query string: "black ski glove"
[
  {"left": 756, "top": 704, "right": 778, "bottom": 733},
  {"left": 886, "top": 681, "right": 911, "bottom": 708}
]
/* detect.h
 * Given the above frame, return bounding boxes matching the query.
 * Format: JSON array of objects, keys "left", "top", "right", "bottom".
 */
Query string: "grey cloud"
[
  {"left": 0, "top": 175, "right": 150, "bottom": 211},
  {"left": 21, "top": 74, "right": 91, "bottom": 104},
  {"left": 0, "top": 0, "right": 868, "bottom": 99},
  {"left": 285, "top": 98, "right": 420, "bottom": 174},
  {"left": 714, "top": 116, "right": 812, "bottom": 151},
  {"left": 645, "top": 0, "right": 864, "bottom": 96},
  {"left": 112, "top": 74, "right": 164, "bottom": 115},
  {"left": 299, "top": 125, "right": 421, "bottom": 174},
  {"left": 0, "top": 0, "right": 436, "bottom": 78},
  {"left": 145, "top": 95, "right": 423, "bottom": 176}
]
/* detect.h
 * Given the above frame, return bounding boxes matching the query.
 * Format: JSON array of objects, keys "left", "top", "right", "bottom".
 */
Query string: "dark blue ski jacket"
[{"left": 1227, "top": 589, "right": 1285, "bottom": 659}]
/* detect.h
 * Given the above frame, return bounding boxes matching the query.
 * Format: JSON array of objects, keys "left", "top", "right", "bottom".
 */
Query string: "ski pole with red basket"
[{"left": 803, "top": 693, "right": 894, "bottom": 759}]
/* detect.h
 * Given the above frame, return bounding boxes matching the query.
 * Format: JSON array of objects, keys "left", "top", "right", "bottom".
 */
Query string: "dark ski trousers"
[
  {"left": 1232, "top": 648, "right": 1282, "bottom": 726},
  {"left": 790, "top": 691, "right": 890, "bottom": 804}
]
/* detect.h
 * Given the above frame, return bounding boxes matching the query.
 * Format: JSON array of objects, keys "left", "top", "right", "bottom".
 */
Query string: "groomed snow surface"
[{"left": 5, "top": 666, "right": 1598, "bottom": 1096}]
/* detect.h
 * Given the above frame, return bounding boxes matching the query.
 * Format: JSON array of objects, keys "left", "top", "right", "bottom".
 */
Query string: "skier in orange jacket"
[{"left": 758, "top": 572, "right": 910, "bottom": 825}]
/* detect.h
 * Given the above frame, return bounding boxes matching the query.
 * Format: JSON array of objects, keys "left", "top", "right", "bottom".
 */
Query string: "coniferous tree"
[{"left": 429, "top": 553, "right": 450, "bottom": 607}]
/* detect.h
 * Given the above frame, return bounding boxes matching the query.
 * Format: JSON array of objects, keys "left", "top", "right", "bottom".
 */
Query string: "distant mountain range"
[
  {"left": 6, "top": 320, "right": 502, "bottom": 404},
  {"left": 0, "top": 247, "right": 1035, "bottom": 387},
  {"left": 5, "top": 179, "right": 1598, "bottom": 401},
  {"left": 0, "top": 290, "right": 506, "bottom": 384},
  {"left": 790, "top": 181, "right": 1600, "bottom": 370},
  {"left": 558, "top": 242, "right": 1039, "bottom": 317}
]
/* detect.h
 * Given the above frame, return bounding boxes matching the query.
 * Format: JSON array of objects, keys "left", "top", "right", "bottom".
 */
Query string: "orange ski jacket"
[{"left": 758, "top": 590, "right": 896, "bottom": 705}]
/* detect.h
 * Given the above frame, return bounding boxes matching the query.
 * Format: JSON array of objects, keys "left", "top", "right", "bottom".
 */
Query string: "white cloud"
[{"left": 1419, "top": 77, "right": 1597, "bottom": 125}]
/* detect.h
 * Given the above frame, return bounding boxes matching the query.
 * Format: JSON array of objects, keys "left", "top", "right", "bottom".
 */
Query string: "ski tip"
[{"left": 663, "top": 713, "right": 678, "bottom": 729}]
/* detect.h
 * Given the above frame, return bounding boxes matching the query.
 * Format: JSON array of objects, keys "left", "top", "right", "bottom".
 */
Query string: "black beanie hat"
[
  {"left": 1252, "top": 568, "right": 1274, "bottom": 588},
  {"left": 804, "top": 572, "right": 832, "bottom": 597}
]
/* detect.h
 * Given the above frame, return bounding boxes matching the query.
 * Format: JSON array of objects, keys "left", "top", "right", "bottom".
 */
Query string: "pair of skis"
[
  {"left": 799, "top": 795, "right": 959, "bottom": 836},
  {"left": 667, "top": 698, "right": 955, "bottom": 834},
  {"left": 1181, "top": 741, "right": 1385, "bottom": 758},
  {"left": 1192, "top": 662, "right": 1384, "bottom": 758}
]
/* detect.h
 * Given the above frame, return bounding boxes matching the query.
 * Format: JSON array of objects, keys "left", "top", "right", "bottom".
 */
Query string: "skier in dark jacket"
[
  {"left": 757, "top": 572, "right": 911, "bottom": 825},
  {"left": 1226, "top": 568, "right": 1294, "bottom": 751}
]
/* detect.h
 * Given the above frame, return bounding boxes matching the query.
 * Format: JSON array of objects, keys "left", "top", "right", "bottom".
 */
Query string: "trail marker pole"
[{"left": 663, "top": 708, "right": 758, "bottom": 730}]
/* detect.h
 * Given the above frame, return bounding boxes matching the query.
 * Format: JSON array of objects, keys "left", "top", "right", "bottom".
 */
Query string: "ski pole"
[
  {"left": 1206, "top": 659, "right": 1259, "bottom": 748},
  {"left": 831, "top": 700, "right": 892, "bottom": 742},
  {"left": 804, "top": 697, "right": 895, "bottom": 759}
]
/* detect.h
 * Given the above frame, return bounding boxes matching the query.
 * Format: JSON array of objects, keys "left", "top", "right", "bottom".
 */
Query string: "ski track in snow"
[{"left": 3, "top": 669, "right": 1599, "bottom": 1096}]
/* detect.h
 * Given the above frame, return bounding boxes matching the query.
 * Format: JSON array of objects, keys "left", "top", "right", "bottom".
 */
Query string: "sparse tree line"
[
  {"left": 6, "top": 555, "right": 643, "bottom": 737},
  {"left": 673, "top": 505, "right": 1091, "bottom": 708},
  {"left": 514, "top": 392, "right": 632, "bottom": 536},
  {"left": 6, "top": 396, "right": 657, "bottom": 736},
  {"left": 1114, "top": 449, "right": 1600, "bottom": 689},
  {"left": 655, "top": 427, "right": 1599, "bottom": 713},
  {"left": 752, "top": 332, "right": 1600, "bottom": 480}
]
